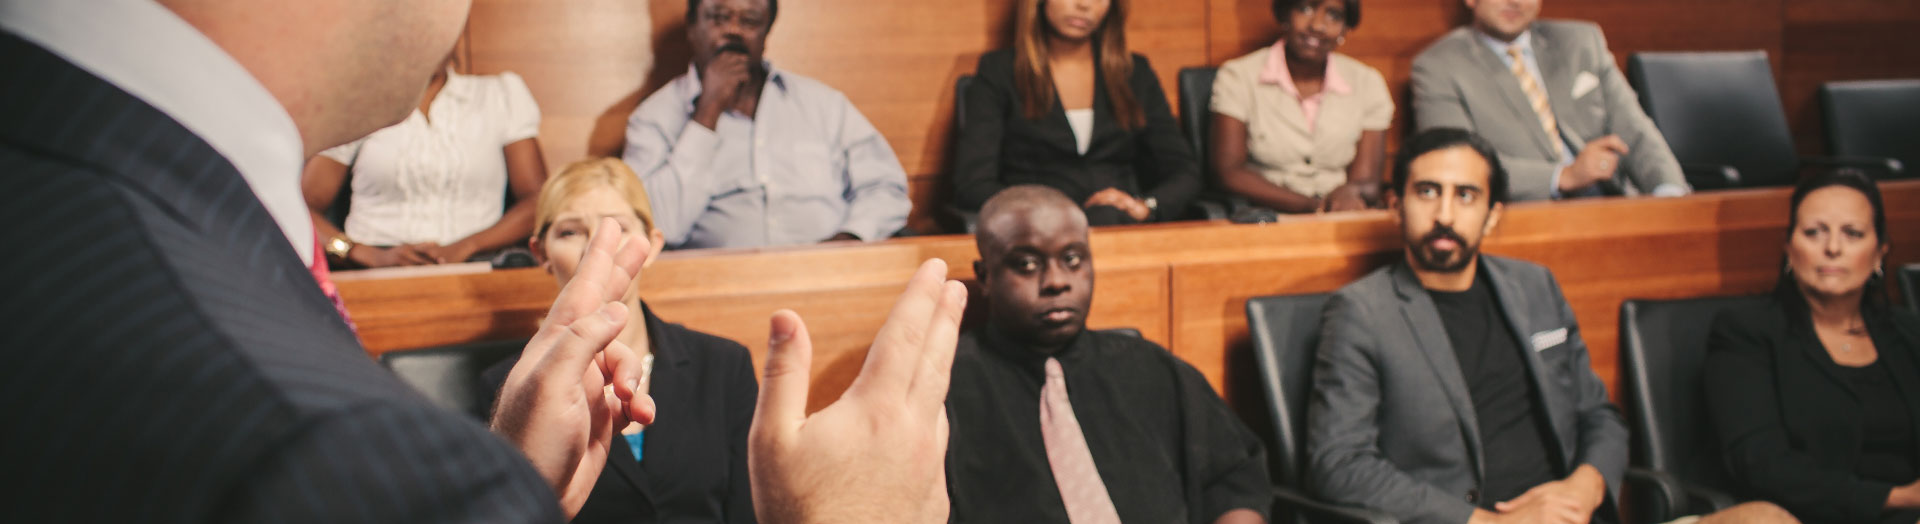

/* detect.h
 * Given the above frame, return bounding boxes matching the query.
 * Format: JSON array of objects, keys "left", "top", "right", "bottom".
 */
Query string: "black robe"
[{"left": 945, "top": 328, "right": 1273, "bottom": 523}]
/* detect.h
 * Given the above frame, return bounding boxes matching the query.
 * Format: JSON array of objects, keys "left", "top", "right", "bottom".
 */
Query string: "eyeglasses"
[{"left": 700, "top": 8, "right": 769, "bottom": 31}]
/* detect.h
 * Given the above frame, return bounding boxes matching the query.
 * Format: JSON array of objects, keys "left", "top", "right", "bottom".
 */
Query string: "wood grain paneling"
[
  {"left": 340, "top": 181, "right": 1920, "bottom": 413},
  {"left": 1781, "top": 0, "right": 1920, "bottom": 155},
  {"left": 456, "top": 0, "right": 1914, "bottom": 235}
]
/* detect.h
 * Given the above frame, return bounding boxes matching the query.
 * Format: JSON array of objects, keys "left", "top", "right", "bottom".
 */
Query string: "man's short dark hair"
[
  {"left": 1390, "top": 127, "right": 1508, "bottom": 207},
  {"left": 686, "top": 0, "right": 779, "bottom": 29},
  {"left": 1272, "top": 0, "right": 1362, "bottom": 28}
]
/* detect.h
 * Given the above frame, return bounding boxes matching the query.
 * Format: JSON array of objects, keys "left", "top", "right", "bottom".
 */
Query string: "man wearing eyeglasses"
[{"left": 623, "top": 0, "right": 912, "bottom": 250}]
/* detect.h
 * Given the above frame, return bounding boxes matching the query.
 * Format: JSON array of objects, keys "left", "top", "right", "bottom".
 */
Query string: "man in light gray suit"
[
  {"left": 1306, "top": 129, "right": 1628, "bottom": 524},
  {"left": 1411, "top": 0, "right": 1688, "bottom": 201}
]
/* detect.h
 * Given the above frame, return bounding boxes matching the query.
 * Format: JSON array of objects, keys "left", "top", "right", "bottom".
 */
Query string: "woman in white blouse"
[{"left": 302, "top": 55, "right": 548, "bottom": 268}]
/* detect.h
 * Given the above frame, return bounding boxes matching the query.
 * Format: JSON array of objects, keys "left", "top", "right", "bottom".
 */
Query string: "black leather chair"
[
  {"left": 1176, "top": 66, "right": 1236, "bottom": 221},
  {"left": 1901, "top": 263, "right": 1920, "bottom": 313},
  {"left": 1619, "top": 296, "right": 1768, "bottom": 521},
  {"left": 1098, "top": 327, "right": 1143, "bottom": 339},
  {"left": 948, "top": 75, "right": 982, "bottom": 233},
  {"left": 378, "top": 338, "right": 527, "bottom": 422},
  {"left": 1820, "top": 79, "right": 1920, "bottom": 180},
  {"left": 1627, "top": 51, "right": 1901, "bottom": 190},
  {"left": 1247, "top": 293, "right": 1396, "bottom": 524}
]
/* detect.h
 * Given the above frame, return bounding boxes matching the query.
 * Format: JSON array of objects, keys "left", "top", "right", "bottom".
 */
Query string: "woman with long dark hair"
[
  {"left": 1705, "top": 170, "right": 1920, "bottom": 524},
  {"left": 951, "top": 0, "right": 1199, "bottom": 226}
]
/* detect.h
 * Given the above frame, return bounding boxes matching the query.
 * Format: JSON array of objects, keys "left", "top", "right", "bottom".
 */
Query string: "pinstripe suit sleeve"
[{"left": 215, "top": 402, "right": 563, "bottom": 524}]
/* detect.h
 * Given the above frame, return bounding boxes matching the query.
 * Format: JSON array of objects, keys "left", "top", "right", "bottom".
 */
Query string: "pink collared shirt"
[{"left": 1258, "top": 43, "right": 1352, "bottom": 134}]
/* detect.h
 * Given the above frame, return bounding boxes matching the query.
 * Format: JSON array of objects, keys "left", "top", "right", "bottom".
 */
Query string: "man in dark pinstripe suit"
[{"left": 0, "top": 0, "right": 965, "bottom": 522}]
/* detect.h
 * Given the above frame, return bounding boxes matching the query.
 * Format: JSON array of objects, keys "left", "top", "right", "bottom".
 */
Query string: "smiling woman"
[{"left": 1208, "top": 0, "right": 1392, "bottom": 216}]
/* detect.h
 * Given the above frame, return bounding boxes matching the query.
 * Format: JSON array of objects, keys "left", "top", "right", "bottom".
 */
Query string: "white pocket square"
[
  {"left": 1531, "top": 328, "right": 1569, "bottom": 351},
  {"left": 1570, "top": 72, "right": 1600, "bottom": 99}
]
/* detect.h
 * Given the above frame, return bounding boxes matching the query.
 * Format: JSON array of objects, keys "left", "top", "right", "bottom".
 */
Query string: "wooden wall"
[{"left": 458, "top": 0, "right": 1920, "bottom": 233}]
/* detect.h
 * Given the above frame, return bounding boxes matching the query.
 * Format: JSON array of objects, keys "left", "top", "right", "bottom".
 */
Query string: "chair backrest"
[
  {"left": 1098, "top": 327, "right": 1143, "bottom": 339},
  {"left": 378, "top": 338, "right": 527, "bottom": 421},
  {"left": 954, "top": 75, "right": 974, "bottom": 134},
  {"left": 1177, "top": 67, "right": 1218, "bottom": 181},
  {"left": 1627, "top": 51, "right": 1800, "bottom": 188},
  {"left": 1246, "top": 293, "right": 1333, "bottom": 487},
  {"left": 1619, "top": 295, "right": 1767, "bottom": 490},
  {"left": 1902, "top": 263, "right": 1920, "bottom": 313},
  {"left": 1821, "top": 79, "right": 1920, "bottom": 175}
]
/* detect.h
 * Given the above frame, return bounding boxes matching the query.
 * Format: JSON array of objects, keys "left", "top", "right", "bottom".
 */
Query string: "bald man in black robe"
[{"left": 943, "top": 185, "right": 1272, "bottom": 524}]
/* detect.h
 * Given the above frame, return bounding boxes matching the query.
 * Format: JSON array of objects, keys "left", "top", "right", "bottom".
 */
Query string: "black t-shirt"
[{"left": 1429, "top": 270, "right": 1562, "bottom": 508}]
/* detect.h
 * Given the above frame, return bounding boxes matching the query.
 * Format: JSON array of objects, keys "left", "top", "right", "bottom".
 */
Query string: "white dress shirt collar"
[{"left": 0, "top": 0, "right": 314, "bottom": 264}]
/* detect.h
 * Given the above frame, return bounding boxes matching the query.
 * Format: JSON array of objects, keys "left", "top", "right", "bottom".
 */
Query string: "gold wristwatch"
[{"left": 323, "top": 234, "right": 355, "bottom": 260}]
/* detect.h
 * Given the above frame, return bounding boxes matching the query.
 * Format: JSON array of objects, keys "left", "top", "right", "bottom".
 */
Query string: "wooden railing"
[{"left": 341, "top": 182, "right": 1920, "bottom": 413}]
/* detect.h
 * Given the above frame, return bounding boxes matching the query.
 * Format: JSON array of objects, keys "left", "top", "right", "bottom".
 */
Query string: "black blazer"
[
  {"left": 0, "top": 32, "right": 561, "bottom": 522},
  {"left": 952, "top": 48, "right": 1200, "bottom": 221},
  {"left": 1704, "top": 299, "right": 1920, "bottom": 524},
  {"left": 485, "top": 304, "right": 758, "bottom": 524}
]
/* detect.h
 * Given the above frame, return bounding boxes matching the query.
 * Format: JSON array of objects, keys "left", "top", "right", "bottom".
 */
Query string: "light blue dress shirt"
[{"left": 623, "top": 64, "right": 911, "bottom": 249}]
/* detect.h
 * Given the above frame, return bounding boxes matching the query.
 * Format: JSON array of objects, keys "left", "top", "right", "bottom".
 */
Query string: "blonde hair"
[{"left": 533, "top": 157, "right": 656, "bottom": 241}]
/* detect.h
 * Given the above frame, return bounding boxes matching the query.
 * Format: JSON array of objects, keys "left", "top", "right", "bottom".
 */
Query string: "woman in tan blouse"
[{"left": 1210, "top": 0, "right": 1392, "bottom": 214}]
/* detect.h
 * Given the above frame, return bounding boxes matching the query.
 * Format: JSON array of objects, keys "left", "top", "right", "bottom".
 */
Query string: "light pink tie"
[{"left": 1040, "top": 357, "right": 1122, "bottom": 524}]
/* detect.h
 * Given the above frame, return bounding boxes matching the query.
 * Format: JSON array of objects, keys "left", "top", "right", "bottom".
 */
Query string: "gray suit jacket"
[
  {"left": 1305, "top": 256, "right": 1628, "bottom": 524},
  {"left": 1412, "top": 21, "right": 1686, "bottom": 201}
]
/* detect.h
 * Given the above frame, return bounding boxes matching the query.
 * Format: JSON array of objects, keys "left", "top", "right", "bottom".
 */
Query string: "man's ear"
[{"left": 1483, "top": 202, "right": 1504, "bottom": 235}]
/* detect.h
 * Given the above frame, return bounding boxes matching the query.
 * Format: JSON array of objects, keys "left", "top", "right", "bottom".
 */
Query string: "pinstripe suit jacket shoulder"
[{"left": 0, "top": 31, "right": 562, "bottom": 523}]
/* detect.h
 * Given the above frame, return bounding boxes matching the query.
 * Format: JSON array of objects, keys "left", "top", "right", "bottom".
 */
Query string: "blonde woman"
[{"left": 486, "top": 158, "right": 757, "bottom": 524}]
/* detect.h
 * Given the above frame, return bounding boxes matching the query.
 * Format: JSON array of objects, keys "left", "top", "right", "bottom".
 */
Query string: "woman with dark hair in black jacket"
[{"left": 1706, "top": 170, "right": 1920, "bottom": 524}]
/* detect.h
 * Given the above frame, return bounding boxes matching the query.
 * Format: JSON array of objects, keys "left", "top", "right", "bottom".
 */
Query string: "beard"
[{"left": 1409, "top": 224, "right": 1478, "bottom": 273}]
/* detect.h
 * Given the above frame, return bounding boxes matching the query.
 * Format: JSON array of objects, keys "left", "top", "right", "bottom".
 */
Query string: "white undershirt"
[
  {"left": 1, "top": 0, "right": 313, "bottom": 265},
  {"left": 1065, "top": 108, "right": 1095, "bottom": 155}
]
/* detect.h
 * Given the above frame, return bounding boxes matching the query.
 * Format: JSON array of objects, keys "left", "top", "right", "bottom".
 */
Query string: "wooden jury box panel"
[{"left": 341, "top": 181, "right": 1920, "bottom": 412}]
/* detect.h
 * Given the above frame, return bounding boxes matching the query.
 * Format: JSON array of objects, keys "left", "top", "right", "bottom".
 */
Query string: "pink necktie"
[
  {"left": 1041, "top": 357, "right": 1122, "bottom": 524},
  {"left": 310, "top": 234, "right": 355, "bottom": 332}
]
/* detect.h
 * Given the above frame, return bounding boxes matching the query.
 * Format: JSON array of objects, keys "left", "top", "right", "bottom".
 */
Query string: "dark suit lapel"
[
  {"left": 0, "top": 32, "right": 354, "bottom": 351},
  {"left": 1391, "top": 264, "right": 1486, "bottom": 479},
  {"left": 1791, "top": 321, "right": 1863, "bottom": 401},
  {"left": 1482, "top": 258, "right": 1576, "bottom": 466},
  {"left": 603, "top": 307, "right": 689, "bottom": 515}
]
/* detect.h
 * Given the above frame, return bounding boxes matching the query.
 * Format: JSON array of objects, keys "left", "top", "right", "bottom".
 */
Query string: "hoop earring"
[
  {"left": 1783, "top": 260, "right": 1793, "bottom": 275},
  {"left": 1876, "top": 263, "right": 1885, "bottom": 279},
  {"left": 1336, "top": 35, "right": 1347, "bottom": 45}
]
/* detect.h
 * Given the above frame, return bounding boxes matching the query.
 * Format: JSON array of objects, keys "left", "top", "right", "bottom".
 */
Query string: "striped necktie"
[{"left": 1508, "top": 45, "right": 1566, "bottom": 158}]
